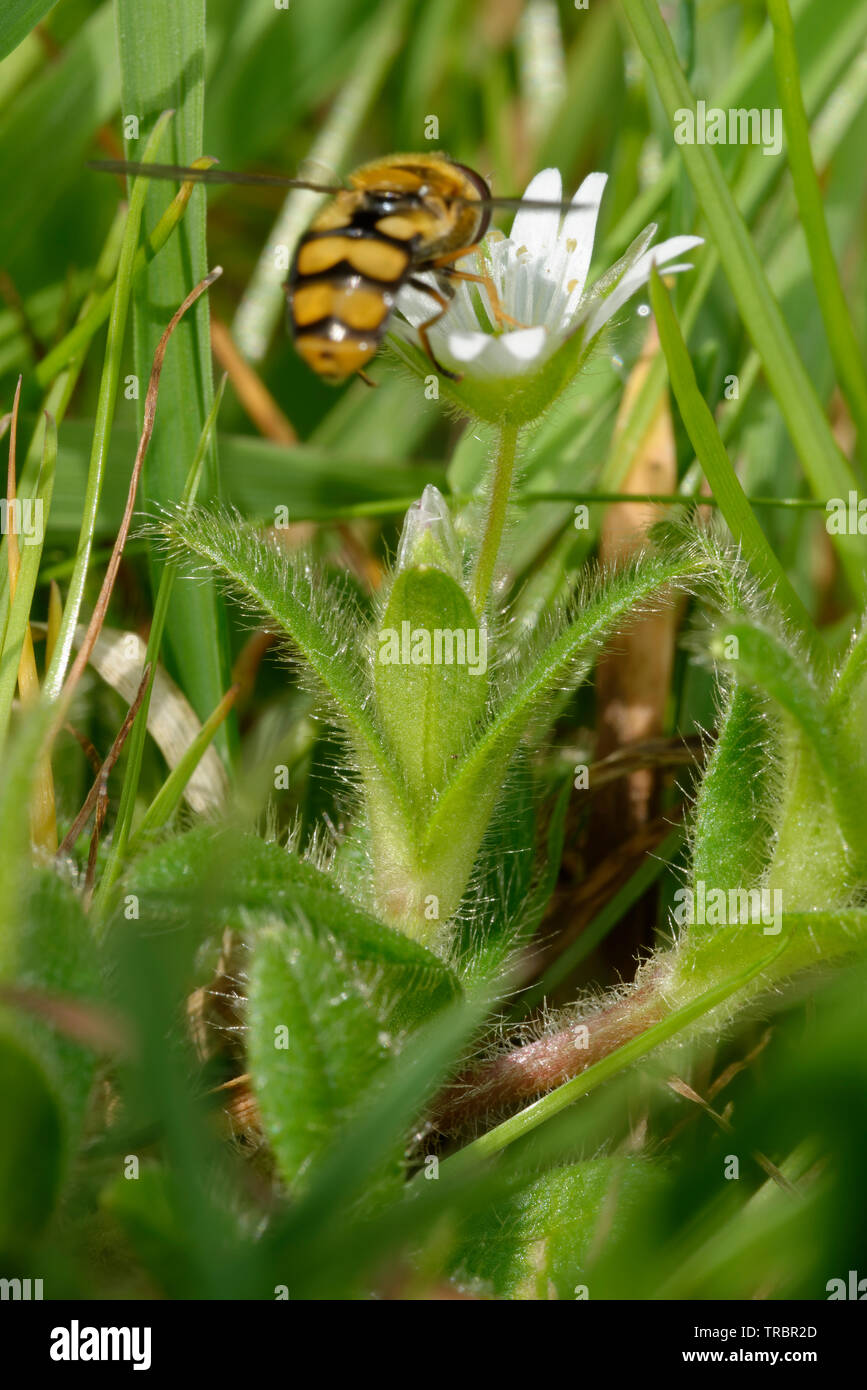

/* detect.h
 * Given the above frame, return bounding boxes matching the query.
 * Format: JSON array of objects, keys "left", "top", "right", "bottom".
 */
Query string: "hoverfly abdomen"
[{"left": 287, "top": 197, "right": 419, "bottom": 384}]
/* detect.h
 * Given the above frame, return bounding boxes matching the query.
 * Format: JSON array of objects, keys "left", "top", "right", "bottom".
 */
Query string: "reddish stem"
[{"left": 432, "top": 969, "right": 667, "bottom": 1132}]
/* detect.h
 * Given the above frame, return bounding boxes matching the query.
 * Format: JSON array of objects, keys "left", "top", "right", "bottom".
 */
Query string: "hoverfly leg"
[
  {"left": 426, "top": 245, "right": 524, "bottom": 329},
  {"left": 406, "top": 276, "right": 462, "bottom": 381},
  {"left": 437, "top": 266, "right": 523, "bottom": 329},
  {"left": 356, "top": 369, "right": 378, "bottom": 388}
]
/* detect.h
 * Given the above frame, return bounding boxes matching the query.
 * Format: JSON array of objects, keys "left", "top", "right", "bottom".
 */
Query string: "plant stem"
[
  {"left": 471, "top": 421, "right": 520, "bottom": 615},
  {"left": 444, "top": 945, "right": 785, "bottom": 1164}
]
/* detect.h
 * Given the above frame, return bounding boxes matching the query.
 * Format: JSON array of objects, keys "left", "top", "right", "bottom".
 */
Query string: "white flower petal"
[
  {"left": 499, "top": 326, "right": 548, "bottom": 360},
  {"left": 638, "top": 234, "right": 705, "bottom": 267},
  {"left": 444, "top": 331, "right": 490, "bottom": 363},
  {"left": 508, "top": 168, "right": 564, "bottom": 261},
  {"left": 583, "top": 236, "right": 704, "bottom": 341},
  {"left": 443, "top": 326, "right": 548, "bottom": 378},
  {"left": 560, "top": 171, "right": 608, "bottom": 306},
  {"left": 650, "top": 262, "right": 694, "bottom": 276}
]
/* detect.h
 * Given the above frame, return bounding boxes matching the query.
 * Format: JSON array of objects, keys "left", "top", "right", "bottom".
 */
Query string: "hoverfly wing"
[
  {"left": 86, "top": 158, "right": 347, "bottom": 195},
  {"left": 471, "top": 194, "right": 595, "bottom": 212},
  {"left": 87, "top": 160, "right": 595, "bottom": 211}
]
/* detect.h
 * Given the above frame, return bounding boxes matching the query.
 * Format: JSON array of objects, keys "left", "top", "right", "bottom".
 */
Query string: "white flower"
[{"left": 395, "top": 169, "right": 703, "bottom": 381}]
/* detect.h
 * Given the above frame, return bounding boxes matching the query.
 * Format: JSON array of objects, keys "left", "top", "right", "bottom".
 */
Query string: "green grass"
[{"left": 1, "top": 0, "right": 867, "bottom": 1304}]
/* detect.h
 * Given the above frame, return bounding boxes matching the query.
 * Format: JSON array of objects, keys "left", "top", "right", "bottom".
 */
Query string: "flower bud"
[{"left": 395, "top": 484, "right": 463, "bottom": 583}]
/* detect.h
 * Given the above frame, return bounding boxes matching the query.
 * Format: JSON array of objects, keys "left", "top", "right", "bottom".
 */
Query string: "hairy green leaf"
[
  {"left": 690, "top": 683, "right": 774, "bottom": 892},
  {"left": 152, "top": 506, "right": 410, "bottom": 813},
  {"left": 374, "top": 566, "right": 487, "bottom": 807},
  {"left": 450, "top": 1158, "right": 666, "bottom": 1299},
  {"left": 0, "top": 872, "right": 98, "bottom": 1249},
  {"left": 247, "top": 918, "right": 397, "bottom": 1193},
  {"left": 710, "top": 616, "right": 867, "bottom": 885},
  {"left": 117, "top": 826, "right": 459, "bottom": 1026}
]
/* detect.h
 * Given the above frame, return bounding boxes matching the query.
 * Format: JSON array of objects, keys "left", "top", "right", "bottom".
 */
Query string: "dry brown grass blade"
[
  {"left": 58, "top": 663, "right": 151, "bottom": 856},
  {"left": 706, "top": 1027, "right": 773, "bottom": 1101},
  {"left": 69, "top": 623, "right": 229, "bottom": 815},
  {"left": 584, "top": 732, "right": 704, "bottom": 790},
  {"left": 210, "top": 315, "right": 297, "bottom": 443},
  {"left": 84, "top": 782, "right": 108, "bottom": 906},
  {"left": 588, "top": 322, "right": 680, "bottom": 976},
  {"left": 231, "top": 629, "right": 278, "bottom": 709},
  {"left": 63, "top": 721, "right": 103, "bottom": 777}
]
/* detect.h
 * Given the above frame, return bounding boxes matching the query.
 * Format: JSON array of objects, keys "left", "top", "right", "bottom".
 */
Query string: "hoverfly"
[{"left": 90, "top": 152, "right": 590, "bottom": 385}]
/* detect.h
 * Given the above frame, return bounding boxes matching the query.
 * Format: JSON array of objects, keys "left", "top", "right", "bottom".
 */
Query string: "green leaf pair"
[{"left": 152, "top": 495, "right": 716, "bottom": 945}]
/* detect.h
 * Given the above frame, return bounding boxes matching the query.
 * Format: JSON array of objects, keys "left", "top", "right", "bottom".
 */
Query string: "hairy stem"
[
  {"left": 432, "top": 969, "right": 667, "bottom": 1133},
  {"left": 471, "top": 421, "right": 520, "bottom": 616}
]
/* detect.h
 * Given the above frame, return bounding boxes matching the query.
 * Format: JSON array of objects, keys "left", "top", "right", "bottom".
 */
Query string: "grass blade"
[
  {"left": 130, "top": 683, "right": 238, "bottom": 844},
  {"left": 0, "top": 413, "right": 55, "bottom": 751},
  {"left": 42, "top": 110, "right": 174, "bottom": 702},
  {"left": 649, "top": 268, "right": 821, "bottom": 653},
  {"left": 767, "top": 0, "right": 867, "bottom": 458},
  {"left": 0, "top": 3, "right": 118, "bottom": 264},
  {"left": 621, "top": 0, "right": 867, "bottom": 602},
  {"left": 0, "top": 2, "right": 58, "bottom": 65},
  {"left": 35, "top": 158, "right": 218, "bottom": 390},
  {"left": 116, "top": 0, "right": 233, "bottom": 756},
  {"left": 99, "top": 377, "right": 227, "bottom": 898}
]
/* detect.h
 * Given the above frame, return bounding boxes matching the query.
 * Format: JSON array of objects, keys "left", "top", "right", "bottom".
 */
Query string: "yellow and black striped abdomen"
[{"left": 287, "top": 201, "right": 418, "bottom": 383}]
